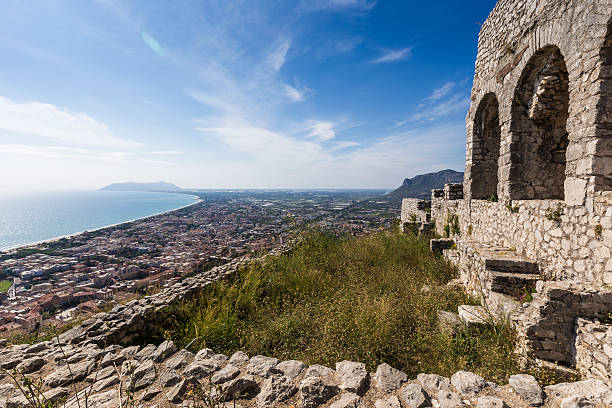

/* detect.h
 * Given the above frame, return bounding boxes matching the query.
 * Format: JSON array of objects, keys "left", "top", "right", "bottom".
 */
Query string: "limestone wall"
[
  {"left": 432, "top": 192, "right": 612, "bottom": 285},
  {"left": 575, "top": 317, "right": 612, "bottom": 383},
  {"left": 465, "top": 0, "right": 612, "bottom": 207}
]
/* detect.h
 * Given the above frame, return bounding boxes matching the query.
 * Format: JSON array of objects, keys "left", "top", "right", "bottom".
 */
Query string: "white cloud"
[
  {"left": 284, "top": 84, "right": 305, "bottom": 102},
  {"left": 372, "top": 47, "right": 412, "bottom": 63},
  {"left": 268, "top": 39, "right": 291, "bottom": 73},
  {"left": 428, "top": 82, "right": 455, "bottom": 100},
  {"left": 0, "top": 96, "right": 141, "bottom": 148},
  {"left": 141, "top": 32, "right": 165, "bottom": 57},
  {"left": 0, "top": 144, "right": 173, "bottom": 165},
  {"left": 145, "top": 150, "right": 183, "bottom": 155},
  {"left": 186, "top": 90, "right": 241, "bottom": 113},
  {"left": 306, "top": 121, "right": 336, "bottom": 141},
  {"left": 410, "top": 93, "right": 469, "bottom": 121},
  {"left": 330, "top": 141, "right": 359, "bottom": 151}
]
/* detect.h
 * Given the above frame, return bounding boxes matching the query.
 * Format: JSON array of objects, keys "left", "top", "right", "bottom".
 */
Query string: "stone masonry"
[{"left": 401, "top": 0, "right": 612, "bottom": 386}]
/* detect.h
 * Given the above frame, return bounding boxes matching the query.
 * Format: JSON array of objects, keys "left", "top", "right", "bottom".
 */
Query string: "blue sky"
[{"left": 0, "top": 0, "right": 496, "bottom": 191}]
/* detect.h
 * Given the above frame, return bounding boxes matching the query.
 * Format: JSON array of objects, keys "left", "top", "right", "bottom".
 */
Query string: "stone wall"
[
  {"left": 464, "top": 0, "right": 612, "bottom": 207},
  {"left": 575, "top": 317, "right": 612, "bottom": 383},
  {"left": 431, "top": 191, "right": 612, "bottom": 285}
]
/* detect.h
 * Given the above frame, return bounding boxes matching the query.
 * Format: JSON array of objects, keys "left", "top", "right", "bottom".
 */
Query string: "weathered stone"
[
  {"left": 211, "top": 364, "right": 240, "bottom": 384},
  {"left": 376, "top": 363, "right": 408, "bottom": 392},
  {"left": 304, "top": 364, "right": 334, "bottom": 378},
  {"left": 16, "top": 357, "right": 45, "bottom": 374},
  {"left": 135, "top": 344, "right": 157, "bottom": 361},
  {"left": 166, "top": 377, "right": 200, "bottom": 403},
  {"left": 299, "top": 376, "right": 339, "bottom": 408},
  {"left": 246, "top": 355, "right": 280, "bottom": 377},
  {"left": 164, "top": 349, "right": 192, "bottom": 370},
  {"left": 133, "top": 360, "right": 157, "bottom": 390},
  {"left": 374, "top": 395, "right": 401, "bottom": 408},
  {"left": 560, "top": 395, "right": 595, "bottom": 408},
  {"left": 184, "top": 359, "right": 222, "bottom": 379},
  {"left": 450, "top": 370, "right": 487, "bottom": 397},
  {"left": 335, "top": 360, "right": 369, "bottom": 393},
  {"left": 151, "top": 340, "right": 177, "bottom": 363},
  {"left": 330, "top": 393, "right": 366, "bottom": 408},
  {"left": 43, "top": 387, "right": 69, "bottom": 404},
  {"left": 222, "top": 375, "right": 260, "bottom": 401},
  {"left": 228, "top": 351, "right": 249, "bottom": 366},
  {"left": 86, "top": 365, "right": 116, "bottom": 383},
  {"left": 44, "top": 358, "right": 94, "bottom": 387},
  {"left": 438, "top": 389, "right": 466, "bottom": 408},
  {"left": 92, "top": 375, "right": 120, "bottom": 393},
  {"left": 256, "top": 375, "right": 298, "bottom": 405},
  {"left": 277, "top": 360, "right": 306, "bottom": 378},
  {"left": 509, "top": 374, "right": 543, "bottom": 405},
  {"left": 100, "top": 352, "right": 125, "bottom": 368},
  {"left": 195, "top": 348, "right": 214, "bottom": 360},
  {"left": 400, "top": 383, "right": 429, "bottom": 408},
  {"left": 544, "top": 379, "right": 612, "bottom": 404},
  {"left": 458, "top": 305, "right": 489, "bottom": 326},
  {"left": 477, "top": 396, "right": 509, "bottom": 408},
  {"left": 141, "top": 384, "right": 163, "bottom": 401},
  {"left": 159, "top": 369, "right": 182, "bottom": 387},
  {"left": 417, "top": 373, "right": 451, "bottom": 395}
]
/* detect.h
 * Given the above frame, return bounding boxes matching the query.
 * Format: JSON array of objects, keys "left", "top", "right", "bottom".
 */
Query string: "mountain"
[
  {"left": 99, "top": 181, "right": 183, "bottom": 192},
  {"left": 386, "top": 169, "right": 463, "bottom": 202}
]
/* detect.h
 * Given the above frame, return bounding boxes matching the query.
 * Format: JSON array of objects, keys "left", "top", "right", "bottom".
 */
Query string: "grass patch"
[
  {"left": 165, "top": 229, "right": 522, "bottom": 383},
  {"left": 0, "top": 280, "right": 11, "bottom": 293}
]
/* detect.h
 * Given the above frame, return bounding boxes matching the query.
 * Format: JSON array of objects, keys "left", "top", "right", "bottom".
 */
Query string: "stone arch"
[
  {"left": 592, "top": 17, "right": 612, "bottom": 192},
  {"left": 471, "top": 93, "right": 501, "bottom": 199},
  {"left": 508, "top": 45, "right": 569, "bottom": 200}
]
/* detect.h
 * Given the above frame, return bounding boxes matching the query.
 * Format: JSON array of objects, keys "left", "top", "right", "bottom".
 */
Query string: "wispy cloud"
[
  {"left": 372, "top": 47, "right": 412, "bottom": 63},
  {"left": 284, "top": 84, "right": 306, "bottom": 102},
  {"left": 141, "top": 32, "right": 165, "bottom": 57},
  {"left": 410, "top": 93, "right": 469, "bottom": 121},
  {"left": 306, "top": 121, "right": 336, "bottom": 141},
  {"left": 0, "top": 96, "right": 141, "bottom": 148},
  {"left": 0, "top": 144, "right": 172, "bottom": 165},
  {"left": 330, "top": 141, "right": 359, "bottom": 151},
  {"left": 268, "top": 39, "right": 291, "bottom": 73},
  {"left": 428, "top": 82, "right": 455, "bottom": 100}
]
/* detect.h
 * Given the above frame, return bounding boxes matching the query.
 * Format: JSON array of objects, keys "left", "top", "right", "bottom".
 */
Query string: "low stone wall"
[
  {"left": 575, "top": 318, "right": 612, "bottom": 384},
  {"left": 56, "top": 243, "right": 294, "bottom": 349},
  {"left": 432, "top": 192, "right": 612, "bottom": 285},
  {"left": 517, "top": 282, "right": 612, "bottom": 365}
]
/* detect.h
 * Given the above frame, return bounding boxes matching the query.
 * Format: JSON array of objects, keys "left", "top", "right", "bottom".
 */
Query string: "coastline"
[{"left": 0, "top": 193, "right": 202, "bottom": 253}]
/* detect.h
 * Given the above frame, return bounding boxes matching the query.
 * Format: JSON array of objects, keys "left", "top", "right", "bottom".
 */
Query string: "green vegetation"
[
  {"left": 0, "top": 280, "right": 12, "bottom": 293},
  {"left": 545, "top": 203, "right": 564, "bottom": 222},
  {"left": 6, "top": 320, "right": 82, "bottom": 345},
  {"left": 506, "top": 204, "right": 519, "bottom": 214},
  {"left": 165, "top": 229, "right": 524, "bottom": 383}
]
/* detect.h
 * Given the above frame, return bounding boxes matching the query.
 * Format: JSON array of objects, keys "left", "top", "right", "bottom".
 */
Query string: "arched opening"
[
  {"left": 509, "top": 46, "right": 569, "bottom": 200},
  {"left": 471, "top": 93, "right": 501, "bottom": 199},
  {"left": 593, "top": 18, "right": 612, "bottom": 191}
]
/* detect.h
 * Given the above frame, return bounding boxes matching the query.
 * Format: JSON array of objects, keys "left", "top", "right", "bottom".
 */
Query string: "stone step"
[
  {"left": 489, "top": 271, "right": 540, "bottom": 297},
  {"left": 484, "top": 257, "right": 539, "bottom": 274}
]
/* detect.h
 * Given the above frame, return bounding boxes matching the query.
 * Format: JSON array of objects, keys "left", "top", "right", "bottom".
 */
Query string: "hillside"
[
  {"left": 387, "top": 169, "right": 463, "bottom": 201},
  {"left": 99, "top": 181, "right": 183, "bottom": 192}
]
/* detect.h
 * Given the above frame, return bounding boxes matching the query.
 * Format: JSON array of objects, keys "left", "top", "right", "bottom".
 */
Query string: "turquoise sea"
[{"left": 0, "top": 191, "right": 198, "bottom": 250}]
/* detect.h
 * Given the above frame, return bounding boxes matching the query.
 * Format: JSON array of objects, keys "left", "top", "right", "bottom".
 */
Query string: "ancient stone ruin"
[{"left": 401, "top": 0, "right": 612, "bottom": 386}]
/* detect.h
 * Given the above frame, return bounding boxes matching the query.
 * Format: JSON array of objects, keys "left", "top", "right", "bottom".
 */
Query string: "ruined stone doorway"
[
  {"left": 471, "top": 93, "right": 501, "bottom": 199},
  {"left": 509, "top": 46, "right": 569, "bottom": 200}
]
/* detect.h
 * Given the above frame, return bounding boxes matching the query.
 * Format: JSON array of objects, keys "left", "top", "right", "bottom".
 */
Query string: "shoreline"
[{"left": 0, "top": 193, "right": 202, "bottom": 253}]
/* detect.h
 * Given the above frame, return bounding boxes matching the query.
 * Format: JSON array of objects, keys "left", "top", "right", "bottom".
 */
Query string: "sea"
[{"left": 0, "top": 190, "right": 199, "bottom": 251}]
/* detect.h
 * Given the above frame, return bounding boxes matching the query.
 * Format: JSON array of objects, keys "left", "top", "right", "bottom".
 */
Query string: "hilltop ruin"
[{"left": 402, "top": 0, "right": 612, "bottom": 385}]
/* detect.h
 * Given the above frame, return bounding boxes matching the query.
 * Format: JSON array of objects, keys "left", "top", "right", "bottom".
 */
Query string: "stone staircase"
[{"left": 434, "top": 240, "right": 541, "bottom": 324}]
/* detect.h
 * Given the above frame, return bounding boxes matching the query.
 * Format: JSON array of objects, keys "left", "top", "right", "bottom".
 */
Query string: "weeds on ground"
[{"left": 165, "top": 228, "right": 522, "bottom": 383}]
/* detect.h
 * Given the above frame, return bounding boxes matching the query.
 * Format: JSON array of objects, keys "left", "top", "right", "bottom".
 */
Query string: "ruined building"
[{"left": 401, "top": 0, "right": 612, "bottom": 383}]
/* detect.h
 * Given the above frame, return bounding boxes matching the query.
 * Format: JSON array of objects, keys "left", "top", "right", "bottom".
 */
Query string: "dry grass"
[{"left": 165, "top": 229, "right": 522, "bottom": 383}]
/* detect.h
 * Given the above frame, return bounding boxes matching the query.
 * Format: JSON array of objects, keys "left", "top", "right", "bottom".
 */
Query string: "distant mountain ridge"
[
  {"left": 387, "top": 169, "right": 463, "bottom": 201},
  {"left": 99, "top": 181, "right": 183, "bottom": 192}
]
